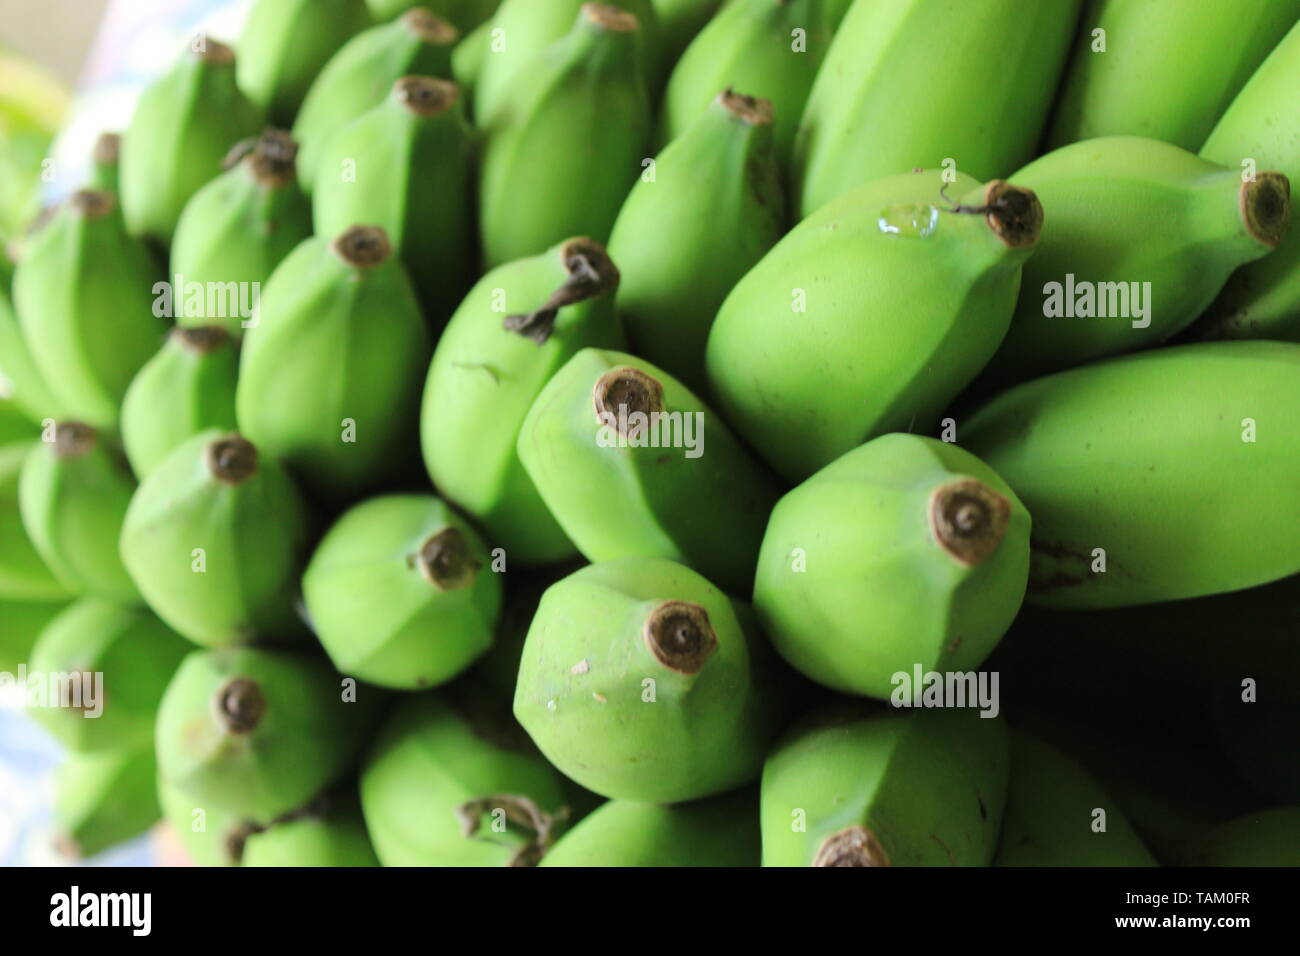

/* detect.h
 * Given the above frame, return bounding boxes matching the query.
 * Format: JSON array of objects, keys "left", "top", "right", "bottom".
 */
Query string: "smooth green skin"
[
  {"left": 755, "top": 434, "right": 1030, "bottom": 699},
  {"left": 963, "top": 342, "right": 1300, "bottom": 609},
  {"left": 513, "top": 557, "right": 792, "bottom": 803},
  {"left": 54, "top": 745, "right": 160, "bottom": 860},
  {"left": 995, "top": 731, "right": 1156, "bottom": 867},
  {"left": 158, "top": 776, "right": 245, "bottom": 866},
  {"left": 761, "top": 706, "right": 1009, "bottom": 866},
  {"left": 1177, "top": 808, "right": 1300, "bottom": 867},
  {"left": 478, "top": 12, "right": 651, "bottom": 267},
  {"left": 236, "top": 0, "right": 373, "bottom": 126},
  {"left": 312, "top": 86, "right": 476, "bottom": 324},
  {"left": 169, "top": 155, "right": 313, "bottom": 340},
  {"left": 706, "top": 169, "right": 1033, "bottom": 483},
  {"left": 120, "top": 46, "right": 263, "bottom": 246},
  {"left": 119, "top": 429, "right": 310, "bottom": 646},
  {"left": 12, "top": 200, "right": 165, "bottom": 429},
  {"left": 610, "top": 94, "right": 785, "bottom": 393},
  {"left": 0, "top": 598, "right": 66, "bottom": 674},
  {"left": 981, "top": 137, "right": 1287, "bottom": 385},
  {"left": 795, "top": 0, "right": 1080, "bottom": 217},
  {"left": 302, "top": 495, "right": 503, "bottom": 690},
  {"left": 294, "top": 14, "right": 457, "bottom": 187},
  {"left": 88, "top": 145, "right": 119, "bottom": 195},
  {"left": 360, "top": 692, "right": 580, "bottom": 866},
  {"left": 1195, "top": 20, "right": 1300, "bottom": 341},
  {"left": 156, "top": 646, "right": 385, "bottom": 825},
  {"left": 120, "top": 333, "right": 239, "bottom": 479},
  {"left": 237, "top": 237, "right": 431, "bottom": 500},
  {"left": 0, "top": 441, "right": 72, "bottom": 601},
  {"left": 651, "top": 0, "right": 723, "bottom": 65},
  {"left": 27, "top": 599, "right": 190, "bottom": 752},
  {"left": 659, "top": 0, "right": 834, "bottom": 172},
  {"left": 242, "top": 790, "right": 380, "bottom": 867},
  {"left": 540, "top": 789, "right": 760, "bottom": 866},
  {"left": 1047, "top": 0, "right": 1300, "bottom": 153},
  {"left": 474, "top": 0, "right": 659, "bottom": 124},
  {"left": 20, "top": 435, "right": 140, "bottom": 602},
  {"left": 452, "top": 17, "right": 493, "bottom": 97},
  {"left": 0, "top": 286, "right": 69, "bottom": 424},
  {"left": 420, "top": 241, "right": 624, "bottom": 565},
  {"left": 518, "top": 349, "right": 784, "bottom": 595},
  {"left": 367, "top": 0, "right": 499, "bottom": 29}
]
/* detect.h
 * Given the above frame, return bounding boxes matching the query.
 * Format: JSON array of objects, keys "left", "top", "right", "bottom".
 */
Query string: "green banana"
[
  {"left": 0, "top": 438, "right": 71, "bottom": 601},
  {"left": 241, "top": 790, "right": 380, "bottom": 867},
  {"left": 294, "top": 11, "right": 459, "bottom": 187},
  {"left": 0, "top": 598, "right": 65, "bottom": 674},
  {"left": 88, "top": 132, "right": 120, "bottom": 194},
  {"left": 794, "top": 0, "right": 1080, "bottom": 217},
  {"left": 513, "top": 557, "right": 793, "bottom": 803},
  {"left": 312, "top": 77, "right": 476, "bottom": 322},
  {"left": 169, "top": 129, "right": 313, "bottom": 339},
  {"left": 978, "top": 136, "right": 1290, "bottom": 385},
  {"left": 158, "top": 777, "right": 248, "bottom": 867},
  {"left": 474, "top": 0, "right": 659, "bottom": 124},
  {"left": 367, "top": 0, "right": 499, "bottom": 29},
  {"left": 994, "top": 730, "right": 1157, "bottom": 867},
  {"left": 1191, "top": 20, "right": 1300, "bottom": 341},
  {"left": 540, "top": 789, "right": 760, "bottom": 866},
  {"left": 156, "top": 646, "right": 385, "bottom": 824},
  {"left": 120, "top": 39, "right": 263, "bottom": 246},
  {"left": 302, "top": 494, "right": 503, "bottom": 690},
  {"left": 1175, "top": 808, "right": 1300, "bottom": 867},
  {"left": 26, "top": 598, "right": 190, "bottom": 752},
  {"left": 120, "top": 327, "right": 239, "bottom": 480},
  {"left": 517, "top": 349, "right": 783, "bottom": 594},
  {"left": 706, "top": 168, "right": 1043, "bottom": 483},
  {"left": 761, "top": 704, "right": 1009, "bottom": 866},
  {"left": 609, "top": 89, "right": 784, "bottom": 392},
  {"left": 963, "top": 341, "right": 1300, "bottom": 609},
  {"left": 360, "top": 688, "right": 585, "bottom": 866},
  {"left": 19, "top": 422, "right": 139, "bottom": 602},
  {"left": 478, "top": 4, "right": 651, "bottom": 267},
  {"left": 651, "top": 0, "right": 723, "bottom": 65},
  {"left": 452, "top": 16, "right": 492, "bottom": 99},
  {"left": 235, "top": 0, "right": 374, "bottom": 126},
  {"left": 659, "top": 0, "right": 835, "bottom": 171},
  {"left": 0, "top": 284, "right": 68, "bottom": 425},
  {"left": 12, "top": 190, "right": 165, "bottom": 428},
  {"left": 237, "top": 227, "right": 430, "bottom": 500},
  {"left": 1047, "top": 0, "right": 1300, "bottom": 152},
  {"left": 53, "top": 744, "right": 160, "bottom": 860},
  {"left": 119, "top": 430, "right": 311, "bottom": 646},
  {"left": 420, "top": 237, "right": 623, "bottom": 566},
  {"left": 754, "top": 433, "right": 1030, "bottom": 699}
]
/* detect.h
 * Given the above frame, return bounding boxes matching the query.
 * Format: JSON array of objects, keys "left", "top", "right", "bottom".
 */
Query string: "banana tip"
[
  {"left": 813, "top": 825, "right": 891, "bottom": 867},
  {"left": 1241, "top": 172, "right": 1290, "bottom": 248},
  {"left": 644, "top": 601, "right": 717, "bottom": 674}
]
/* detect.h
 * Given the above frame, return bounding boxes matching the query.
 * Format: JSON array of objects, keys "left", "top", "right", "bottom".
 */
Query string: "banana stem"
[{"left": 503, "top": 240, "right": 620, "bottom": 344}]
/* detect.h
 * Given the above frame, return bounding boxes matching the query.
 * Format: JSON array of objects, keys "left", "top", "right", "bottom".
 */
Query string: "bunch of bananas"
[{"left": 2, "top": 0, "right": 1298, "bottom": 868}]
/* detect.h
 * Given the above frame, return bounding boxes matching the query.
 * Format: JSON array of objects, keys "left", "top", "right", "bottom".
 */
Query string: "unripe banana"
[
  {"left": 158, "top": 777, "right": 248, "bottom": 866},
  {"left": 1175, "top": 808, "right": 1300, "bottom": 867},
  {"left": 19, "top": 422, "right": 139, "bottom": 602},
  {"left": 0, "top": 438, "right": 71, "bottom": 601},
  {"left": 302, "top": 494, "right": 503, "bottom": 690},
  {"left": 53, "top": 744, "right": 160, "bottom": 860},
  {"left": 169, "top": 130, "right": 313, "bottom": 339},
  {"left": 294, "top": 11, "right": 458, "bottom": 187},
  {"left": 475, "top": 0, "right": 660, "bottom": 124},
  {"left": 761, "top": 704, "right": 1009, "bottom": 866},
  {"left": 1192, "top": 20, "right": 1300, "bottom": 342},
  {"left": 26, "top": 598, "right": 190, "bottom": 752},
  {"left": 312, "top": 77, "right": 476, "bottom": 323},
  {"left": 963, "top": 341, "right": 1300, "bottom": 609},
  {"left": 0, "top": 598, "right": 66, "bottom": 674},
  {"left": 609, "top": 90, "right": 784, "bottom": 393},
  {"left": 12, "top": 191, "right": 165, "bottom": 428},
  {"left": 120, "top": 327, "right": 239, "bottom": 480},
  {"left": 367, "top": 0, "right": 499, "bottom": 30},
  {"left": 755, "top": 434, "right": 1030, "bottom": 699},
  {"left": 235, "top": 0, "right": 373, "bottom": 126},
  {"left": 706, "top": 168, "right": 1043, "bottom": 483},
  {"left": 156, "top": 646, "right": 386, "bottom": 825},
  {"left": 539, "top": 789, "right": 759, "bottom": 866},
  {"left": 237, "top": 227, "right": 431, "bottom": 499},
  {"left": 513, "top": 557, "right": 794, "bottom": 803},
  {"left": 794, "top": 0, "right": 1080, "bottom": 217},
  {"left": 452, "top": 16, "right": 493, "bottom": 99},
  {"left": 651, "top": 0, "right": 723, "bottom": 65},
  {"left": 517, "top": 350, "right": 783, "bottom": 594},
  {"left": 659, "top": 0, "right": 835, "bottom": 171},
  {"left": 420, "top": 238, "right": 623, "bottom": 566},
  {"left": 88, "top": 132, "right": 121, "bottom": 194},
  {"left": 1047, "top": 0, "right": 1300, "bottom": 152},
  {"left": 994, "top": 730, "right": 1156, "bottom": 867},
  {"left": 0, "top": 285, "right": 69, "bottom": 425},
  {"left": 978, "top": 136, "right": 1290, "bottom": 385},
  {"left": 361, "top": 688, "right": 586, "bottom": 865},
  {"left": 478, "top": 4, "right": 652, "bottom": 267},
  {"left": 120, "top": 40, "right": 263, "bottom": 246},
  {"left": 241, "top": 789, "right": 380, "bottom": 867},
  {"left": 119, "top": 430, "right": 312, "bottom": 645}
]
